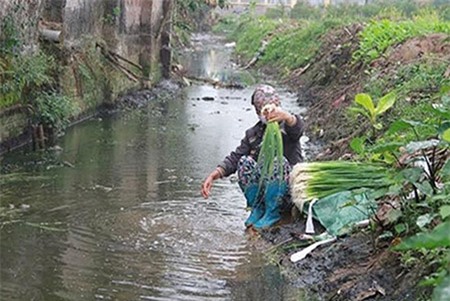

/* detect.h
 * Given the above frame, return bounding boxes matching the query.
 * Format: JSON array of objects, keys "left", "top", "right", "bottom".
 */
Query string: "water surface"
[{"left": 0, "top": 34, "right": 306, "bottom": 301}]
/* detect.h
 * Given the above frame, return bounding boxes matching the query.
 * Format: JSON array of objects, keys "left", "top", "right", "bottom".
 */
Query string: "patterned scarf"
[{"left": 251, "top": 84, "right": 281, "bottom": 114}]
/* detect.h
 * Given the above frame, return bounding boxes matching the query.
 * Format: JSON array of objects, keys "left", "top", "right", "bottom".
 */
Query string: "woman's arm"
[
  {"left": 201, "top": 132, "right": 252, "bottom": 199},
  {"left": 218, "top": 132, "right": 252, "bottom": 177}
]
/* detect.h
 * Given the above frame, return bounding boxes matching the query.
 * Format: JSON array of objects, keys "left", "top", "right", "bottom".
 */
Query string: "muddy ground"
[{"left": 257, "top": 219, "right": 432, "bottom": 301}]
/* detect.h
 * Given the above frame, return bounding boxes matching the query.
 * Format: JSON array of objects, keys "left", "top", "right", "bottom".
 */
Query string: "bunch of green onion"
[
  {"left": 257, "top": 105, "right": 284, "bottom": 190},
  {"left": 290, "top": 161, "right": 394, "bottom": 211}
]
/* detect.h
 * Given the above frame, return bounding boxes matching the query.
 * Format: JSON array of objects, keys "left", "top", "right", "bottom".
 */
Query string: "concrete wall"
[{"left": 41, "top": 0, "right": 170, "bottom": 70}]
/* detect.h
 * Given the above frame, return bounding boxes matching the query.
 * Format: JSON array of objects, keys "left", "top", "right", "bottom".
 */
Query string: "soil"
[
  {"left": 286, "top": 23, "right": 368, "bottom": 160},
  {"left": 251, "top": 213, "right": 431, "bottom": 301}
]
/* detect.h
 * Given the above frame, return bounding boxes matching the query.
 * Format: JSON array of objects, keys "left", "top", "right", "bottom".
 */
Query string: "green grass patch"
[
  {"left": 261, "top": 18, "right": 344, "bottom": 71},
  {"left": 354, "top": 11, "right": 450, "bottom": 62},
  {"left": 222, "top": 15, "right": 345, "bottom": 73},
  {"left": 232, "top": 17, "right": 280, "bottom": 61}
]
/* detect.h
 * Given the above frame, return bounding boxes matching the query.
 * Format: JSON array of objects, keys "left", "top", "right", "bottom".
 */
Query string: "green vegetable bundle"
[
  {"left": 290, "top": 161, "right": 394, "bottom": 211},
  {"left": 258, "top": 121, "right": 284, "bottom": 189}
]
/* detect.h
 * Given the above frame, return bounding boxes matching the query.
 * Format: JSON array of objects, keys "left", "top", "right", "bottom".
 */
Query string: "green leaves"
[
  {"left": 401, "top": 167, "right": 423, "bottom": 184},
  {"left": 350, "top": 137, "right": 366, "bottom": 154},
  {"left": 439, "top": 206, "right": 450, "bottom": 220},
  {"left": 355, "top": 93, "right": 375, "bottom": 121},
  {"left": 375, "top": 92, "right": 397, "bottom": 115},
  {"left": 441, "top": 159, "right": 450, "bottom": 180},
  {"left": 354, "top": 92, "right": 397, "bottom": 131},
  {"left": 395, "top": 221, "right": 450, "bottom": 250},
  {"left": 443, "top": 128, "right": 450, "bottom": 142},
  {"left": 433, "top": 274, "right": 450, "bottom": 301}
]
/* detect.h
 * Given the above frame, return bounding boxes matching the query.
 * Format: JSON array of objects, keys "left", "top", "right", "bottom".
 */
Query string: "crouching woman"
[{"left": 201, "top": 85, "right": 304, "bottom": 229}]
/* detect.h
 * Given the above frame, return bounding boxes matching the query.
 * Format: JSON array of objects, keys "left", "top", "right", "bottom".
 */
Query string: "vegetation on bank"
[
  {"left": 0, "top": 11, "right": 77, "bottom": 130},
  {"left": 215, "top": 1, "right": 449, "bottom": 70},
  {"left": 0, "top": 7, "right": 73, "bottom": 142},
  {"left": 214, "top": 0, "right": 450, "bottom": 299},
  {"left": 0, "top": 2, "right": 135, "bottom": 139}
]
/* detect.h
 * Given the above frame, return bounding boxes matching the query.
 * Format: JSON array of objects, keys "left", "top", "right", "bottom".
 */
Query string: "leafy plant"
[
  {"left": 0, "top": 51, "right": 55, "bottom": 109},
  {"left": 352, "top": 92, "right": 397, "bottom": 137},
  {"left": 395, "top": 221, "right": 450, "bottom": 301}
]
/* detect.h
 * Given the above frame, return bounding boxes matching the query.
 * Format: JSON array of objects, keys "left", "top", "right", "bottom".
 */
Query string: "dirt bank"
[
  {"left": 290, "top": 27, "right": 450, "bottom": 160},
  {"left": 256, "top": 28, "right": 450, "bottom": 300}
]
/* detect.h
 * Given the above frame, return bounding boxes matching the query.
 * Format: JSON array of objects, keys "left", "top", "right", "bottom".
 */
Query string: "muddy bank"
[
  {"left": 259, "top": 223, "right": 432, "bottom": 300},
  {"left": 220, "top": 18, "right": 450, "bottom": 300}
]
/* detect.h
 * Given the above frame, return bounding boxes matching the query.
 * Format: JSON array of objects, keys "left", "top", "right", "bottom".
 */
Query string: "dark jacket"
[{"left": 218, "top": 115, "right": 304, "bottom": 177}]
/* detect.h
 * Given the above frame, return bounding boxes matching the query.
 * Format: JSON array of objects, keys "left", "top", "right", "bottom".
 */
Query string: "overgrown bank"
[{"left": 215, "top": 1, "right": 450, "bottom": 300}]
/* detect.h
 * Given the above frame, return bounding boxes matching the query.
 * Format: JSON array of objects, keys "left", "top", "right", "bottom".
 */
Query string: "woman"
[{"left": 201, "top": 85, "right": 304, "bottom": 229}]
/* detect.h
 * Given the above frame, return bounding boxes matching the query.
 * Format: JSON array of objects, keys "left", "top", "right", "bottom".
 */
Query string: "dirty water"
[{"left": 0, "top": 34, "right": 309, "bottom": 301}]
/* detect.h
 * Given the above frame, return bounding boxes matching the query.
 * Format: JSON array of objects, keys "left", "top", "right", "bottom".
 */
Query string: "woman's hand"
[
  {"left": 263, "top": 106, "right": 296, "bottom": 126},
  {"left": 201, "top": 176, "right": 214, "bottom": 199},
  {"left": 201, "top": 167, "right": 224, "bottom": 199}
]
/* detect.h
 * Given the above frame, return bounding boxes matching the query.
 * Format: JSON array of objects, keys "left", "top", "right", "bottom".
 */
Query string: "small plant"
[
  {"left": 103, "top": 6, "right": 121, "bottom": 25},
  {"left": 352, "top": 92, "right": 397, "bottom": 137}
]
